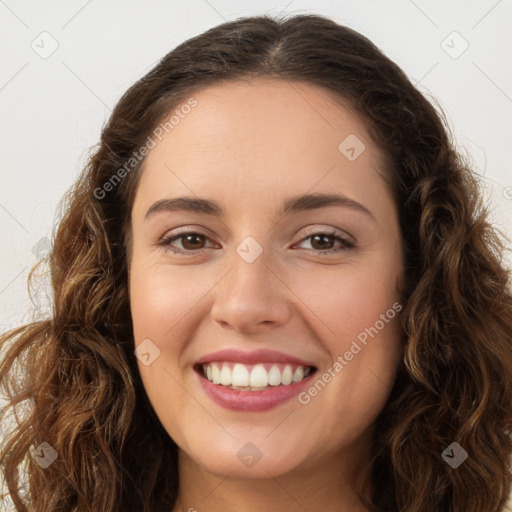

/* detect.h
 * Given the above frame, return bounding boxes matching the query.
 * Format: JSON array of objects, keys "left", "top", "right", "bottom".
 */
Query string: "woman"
[{"left": 1, "top": 13, "right": 511, "bottom": 512}]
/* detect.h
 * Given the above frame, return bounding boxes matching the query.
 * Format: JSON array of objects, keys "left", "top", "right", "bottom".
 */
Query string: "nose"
[{"left": 209, "top": 247, "right": 292, "bottom": 335}]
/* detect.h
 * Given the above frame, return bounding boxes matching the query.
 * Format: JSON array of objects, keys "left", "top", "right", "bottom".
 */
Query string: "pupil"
[
  {"left": 313, "top": 235, "right": 332, "bottom": 249},
  {"left": 184, "top": 234, "right": 203, "bottom": 249}
]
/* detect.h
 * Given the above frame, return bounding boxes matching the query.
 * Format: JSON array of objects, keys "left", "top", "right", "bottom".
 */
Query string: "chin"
[{"left": 181, "top": 435, "right": 313, "bottom": 480}]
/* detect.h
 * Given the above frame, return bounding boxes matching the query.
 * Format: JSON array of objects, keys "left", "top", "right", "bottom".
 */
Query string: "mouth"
[
  {"left": 194, "top": 348, "right": 318, "bottom": 411},
  {"left": 194, "top": 361, "right": 317, "bottom": 391}
]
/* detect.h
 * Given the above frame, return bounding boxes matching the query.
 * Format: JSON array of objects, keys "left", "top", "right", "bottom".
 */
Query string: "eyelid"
[
  {"left": 160, "top": 225, "right": 354, "bottom": 244},
  {"left": 292, "top": 228, "right": 355, "bottom": 254},
  {"left": 159, "top": 227, "right": 218, "bottom": 252},
  {"left": 297, "top": 225, "right": 355, "bottom": 244},
  {"left": 159, "top": 224, "right": 356, "bottom": 256},
  {"left": 160, "top": 225, "right": 217, "bottom": 243}
]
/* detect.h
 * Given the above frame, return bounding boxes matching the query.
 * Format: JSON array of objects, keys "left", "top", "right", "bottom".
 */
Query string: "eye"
[
  {"left": 159, "top": 231, "right": 214, "bottom": 254},
  {"left": 295, "top": 230, "right": 355, "bottom": 255},
  {"left": 158, "top": 228, "right": 356, "bottom": 256}
]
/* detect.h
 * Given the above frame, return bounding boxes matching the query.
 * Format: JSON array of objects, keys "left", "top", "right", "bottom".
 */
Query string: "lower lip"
[{"left": 196, "top": 370, "right": 316, "bottom": 412}]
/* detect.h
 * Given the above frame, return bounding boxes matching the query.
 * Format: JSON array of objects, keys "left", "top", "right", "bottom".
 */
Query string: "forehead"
[
  {"left": 132, "top": 78, "right": 390, "bottom": 219},
  {"left": 153, "top": 78, "right": 375, "bottom": 157}
]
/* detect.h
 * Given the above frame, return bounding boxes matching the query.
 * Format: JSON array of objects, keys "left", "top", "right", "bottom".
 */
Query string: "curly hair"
[{"left": 1, "top": 13, "right": 512, "bottom": 512}]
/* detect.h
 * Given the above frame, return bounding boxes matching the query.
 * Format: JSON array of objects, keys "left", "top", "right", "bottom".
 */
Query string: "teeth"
[
  {"left": 202, "top": 362, "right": 312, "bottom": 389},
  {"left": 292, "top": 366, "right": 304, "bottom": 383},
  {"left": 281, "top": 365, "right": 293, "bottom": 385},
  {"left": 232, "top": 363, "right": 249, "bottom": 386},
  {"left": 268, "top": 364, "right": 281, "bottom": 386},
  {"left": 250, "top": 364, "right": 268, "bottom": 387},
  {"left": 220, "top": 365, "right": 231, "bottom": 386},
  {"left": 212, "top": 364, "right": 221, "bottom": 384}
]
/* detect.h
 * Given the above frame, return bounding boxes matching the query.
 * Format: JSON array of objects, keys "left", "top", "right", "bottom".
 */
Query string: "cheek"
[
  {"left": 289, "top": 253, "right": 402, "bottom": 348},
  {"left": 129, "top": 263, "right": 208, "bottom": 446},
  {"left": 129, "top": 260, "right": 202, "bottom": 348},
  {"left": 291, "top": 256, "right": 403, "bottom": 428}
]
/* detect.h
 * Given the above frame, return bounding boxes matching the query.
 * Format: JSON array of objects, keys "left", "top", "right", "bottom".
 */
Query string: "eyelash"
[{"left": 158, "top": 229, "right": 355, "bottom": 256}]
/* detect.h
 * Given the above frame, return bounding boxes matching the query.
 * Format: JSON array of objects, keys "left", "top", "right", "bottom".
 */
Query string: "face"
[{"left": 128, "top": 78, "right": 405, "bottom": 480}]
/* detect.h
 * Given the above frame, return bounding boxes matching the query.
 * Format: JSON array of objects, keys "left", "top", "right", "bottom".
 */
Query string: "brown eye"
[
  {"left": 180, "top": 233, "right": 207, "bottom": 250},
  {"left": 160, "top": 232, "right": 214, "bottom": 254},
  {"left": 310, "top": 234, "right": 336, "bottom": 251},
  {"left": 297, "top": 231, "right": 355, "bottom": 254}
]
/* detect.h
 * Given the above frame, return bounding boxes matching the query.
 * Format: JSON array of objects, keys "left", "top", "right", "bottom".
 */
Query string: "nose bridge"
[
  {"left": 232, "top": 236, "right": 271, "bottom": 292},
  {"left": 226, "top": 235, "right": 275, "bottom": 305},
  {"left": 210, "top": 235, "right": 290, "bottom": 331}
]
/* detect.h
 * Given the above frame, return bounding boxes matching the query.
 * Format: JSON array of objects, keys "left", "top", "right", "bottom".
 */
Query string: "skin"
[{"left": 128, "top": 78, "right": 405, "bottom": 512}]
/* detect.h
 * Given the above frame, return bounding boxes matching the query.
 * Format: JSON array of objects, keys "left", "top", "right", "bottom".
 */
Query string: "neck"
[{"left": 172, "top": 432, "right": 373, "bottom": 512}]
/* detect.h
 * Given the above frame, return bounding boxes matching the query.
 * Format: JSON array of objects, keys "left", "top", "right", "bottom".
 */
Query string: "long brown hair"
[{"left": 1, "top": 13, "right": 511, "bottom": 512}]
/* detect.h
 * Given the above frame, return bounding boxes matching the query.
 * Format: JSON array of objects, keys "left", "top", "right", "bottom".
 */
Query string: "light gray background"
[
  {"left": 0, "top": 1, "right": 511, "bottom": 507},
  {"left": 1, "top": 0, "right": 511, "bottom": 330}
]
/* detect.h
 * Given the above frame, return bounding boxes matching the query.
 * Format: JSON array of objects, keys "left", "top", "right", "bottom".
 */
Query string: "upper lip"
[{"left": 196, "top": 348, "right": 316, "bottom": 367}]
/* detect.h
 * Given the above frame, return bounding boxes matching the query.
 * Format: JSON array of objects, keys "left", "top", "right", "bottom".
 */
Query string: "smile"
[
  {"left": 194, "top": 349, "right": 318, "bottom": 411},
  {"left": 199, "top": 362, "right": 314, "bottom": 390}
]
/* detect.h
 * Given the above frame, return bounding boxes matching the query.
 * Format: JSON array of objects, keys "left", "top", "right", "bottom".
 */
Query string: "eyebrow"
[{"left": 144, "top": 193, "right": 377, "bottom": 223}]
